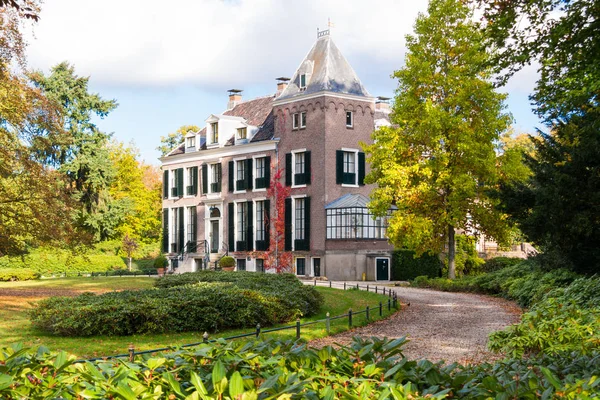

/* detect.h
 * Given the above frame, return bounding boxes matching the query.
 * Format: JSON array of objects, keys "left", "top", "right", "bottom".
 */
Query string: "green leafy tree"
[
  {"left": 479, "top": 0, "right": 600, "bottom": 274},
  {"left": 28, "top": 62, "right": 128, "bottom": 241},
  {"left": 364, "top": 0, "right": 512, "bottom": 279},
  {"left": 157, "top": 125, "right": 200, "bottom": 157}
]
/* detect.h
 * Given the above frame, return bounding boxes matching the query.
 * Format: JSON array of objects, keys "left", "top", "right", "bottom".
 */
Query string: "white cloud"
[{"left": 25, "top": 0, "right": 428, "bottom": 88}]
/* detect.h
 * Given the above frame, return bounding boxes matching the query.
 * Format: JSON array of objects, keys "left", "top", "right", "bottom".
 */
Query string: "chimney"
[
  {"left": 227, "top": 89, "right": 243, "bottom": 109},
  {"left": 276, "top": 77, "right": 290, "bottom": 97},
  {"left": 376, "top": 96, "right": 391, "bottom": 113}
]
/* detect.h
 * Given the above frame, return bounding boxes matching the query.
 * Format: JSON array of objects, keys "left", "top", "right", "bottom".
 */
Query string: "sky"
[{"left": 24, "top": 0, "right": 544, "bottom": 165}]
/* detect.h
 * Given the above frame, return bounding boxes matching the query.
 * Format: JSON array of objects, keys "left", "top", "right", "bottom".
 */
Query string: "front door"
[
  {"left": 376, "top": 258, "right": 389, "bottom": 281},
  {"left": 313, "top": 258, "right": 321, "bottom": 277},
  {"left": 210, "top": 221, "right": 219, "bottom": 253}
]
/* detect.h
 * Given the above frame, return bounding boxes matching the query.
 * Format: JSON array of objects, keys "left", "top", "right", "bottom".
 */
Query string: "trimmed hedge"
[
  {"left": 29, "top": 282, "right": 311, "bottom": 336},
  {"left": 155, "top": 271, "right": 324, "bottom": 318},
  {"left": 0, "top": 268, "right": 40, "bottom": 281},
  {"left": 392, "top": 249, "right": 442, "bottom": 281},
  {"left": 482, "top": 256, "right": 524, "bottom": 273}
]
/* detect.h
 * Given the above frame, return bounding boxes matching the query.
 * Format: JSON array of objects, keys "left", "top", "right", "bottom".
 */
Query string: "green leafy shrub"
[
  {"left": 29, "top": 282, "right": 313, "bottom": 336},
  {"left": 218, "top": 256, "right": 235, "bottom": 268},
  {"left": 0, "top": 268, "right": 40, "bottom": 281},
  {"left": 482, "top": 256, "right": 524, "bottom": 273},
  {"left": 155, "top": 271, "right": 324, "bottom": 317},
  {"left": 2, "top": 337, "right": 599, "bottom": 399},
  {"left": 153, "top": 255, "right": 168, "bottom": 269},
  {"left": 392, "top": 250, "right": 441, "bottom": 280}
]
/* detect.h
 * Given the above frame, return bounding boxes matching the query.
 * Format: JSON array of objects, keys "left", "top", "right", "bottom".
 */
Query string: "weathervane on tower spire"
[{"left": 317, "top": 18, "right": 334, "bottom": 38}]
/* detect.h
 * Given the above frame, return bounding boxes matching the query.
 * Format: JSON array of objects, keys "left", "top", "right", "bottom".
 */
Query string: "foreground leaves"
[{"left": 1, "top": 336, "right": 598, "bottom": 399}]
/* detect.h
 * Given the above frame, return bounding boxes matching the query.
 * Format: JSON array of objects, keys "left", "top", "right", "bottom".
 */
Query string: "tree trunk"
[
  {"left": 128, "top": 257, "right": 132, "bottom": 272},
  {"left": 448, "top": 225, "right": 456, "bottom": 279}
]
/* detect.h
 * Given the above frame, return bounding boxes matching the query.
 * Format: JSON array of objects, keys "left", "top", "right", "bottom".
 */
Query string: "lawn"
[{"left": 0, "top": 277, "right": 397, "bottom": 358}]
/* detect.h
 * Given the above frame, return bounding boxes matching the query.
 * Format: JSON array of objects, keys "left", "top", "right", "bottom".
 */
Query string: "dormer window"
[
  {"left": 237, "top": 127, "right": 247, "bottom": 140},
  {"left": 186, "top": 136, "right": 196, "bottom": 148},
  {"left": 300, "top": 74, "right": 306, "bottom": 90},
  {"left": 210, "top": 123, "right": 218, "bottom": 144}
]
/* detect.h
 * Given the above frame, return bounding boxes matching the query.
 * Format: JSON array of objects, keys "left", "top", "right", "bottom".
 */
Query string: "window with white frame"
[
  {"left": 186, "top": 136, "right": 196, "bottom": 148},
  {"left": 255, "top": 200, "right": 265, "bottom": 241},
  {"left": 296, "top": 257, "right": 306, "bottom": 275},
  {"left": 326, "top": 207, "right": 390, "bottom": 239},
  {"left": 255, "top": 157, "right": 267, "bottom": 189},
  {"left": 292, "top": 113, "right": 299, "bottom": 130},
  {"left": 210, "top": 163, "right": 221, "bottom": 193},
  {"left": 300, "top": 74, "right": 306, "bottom": 89},
  {"left": 294, "top": 198, "right": 305, "bottom": 241},
  {"left": 237, "top": 202, "right": 247, "bottom": 243},
  {"left": 342, "top": 151, "right": 357, "bottom": 185},
  {"left": 237, "top": 127, "right": 247, "bottom": 140},
  {"left": 210, "top": 122, "right": 218, "bottom": 144},
  {"left": 346, "top": 111, "right": 353, "bottom": 128},
  {"left": 300, "top": 111, "right": 306, "bottom": 128},
  {"left": 236, "top": 160, "right": 245, "bottom": 191}
]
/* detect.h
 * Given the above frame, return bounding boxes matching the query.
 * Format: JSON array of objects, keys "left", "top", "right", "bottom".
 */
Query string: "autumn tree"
[
  {"left": 109, "top": 142, "right": 162, "bottom": 242},
  {"left": 364, "top": 0, "right": 511, "bottom": 279},
  {"left": 122, "top": 234, "right": 138, "bottom": 271},
  {"left": 0, "top": 1, "right": 84, "bottom": 255},
  {"left": 157, "top": 125, "right": 200, "bottom": 157}
]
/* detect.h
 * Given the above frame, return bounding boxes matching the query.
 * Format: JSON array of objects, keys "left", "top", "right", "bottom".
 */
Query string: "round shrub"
[
  {"left": 153, "top": 255, "right": 168, "bottom": 269},
  {"left": 218, "top": 256, "right": 235, "bottom": 269}
]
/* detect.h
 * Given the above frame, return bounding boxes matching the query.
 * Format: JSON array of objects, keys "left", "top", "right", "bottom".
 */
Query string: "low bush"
[
  {"left": 482, "top": 256, "right": 524, "bottom": 273},
  {"left": 155, "top": 271, "right": 324, "bottom": 317},
  {"left": 2, "top": 337, "right": 598, "bottom": 399},
  {"left": 29, "top": 282, "right": 309, "bottom": 336},
  {"left": 218, "top": 256, "right": 235, "bottom": 269},
  {"left": 392, "top": 249, "right": 441, "bottom": 280},
  {"left": 0, "top": 268, "right": 40, "bottom": 281}
]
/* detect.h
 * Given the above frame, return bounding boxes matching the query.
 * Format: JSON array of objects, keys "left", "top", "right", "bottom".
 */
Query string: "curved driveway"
[{"left": 309, "top": 283, "right": 521, "bottom": 364}]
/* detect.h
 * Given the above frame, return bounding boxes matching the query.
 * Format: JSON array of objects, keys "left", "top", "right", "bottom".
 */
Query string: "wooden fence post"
[
  {"left": 326, "top": 312, "right": 330, "bottom": 335},
  {"left": 379, "top": 301, "right": 382, "bottom": 317},
  {"left": 348, "top": 309, "right": 353, "bottom": 328},
  {"left": 366, "top": 305, "right": 370, "bottom": 321},
  {"left": 256, "top": 323, "right": 261, "bottom": 338},
  {"left": 296, "top": 318, "right": 301, "bottom": 339},
  {"left": 128, "top": 343, "right": 135, "bottom": 362}
]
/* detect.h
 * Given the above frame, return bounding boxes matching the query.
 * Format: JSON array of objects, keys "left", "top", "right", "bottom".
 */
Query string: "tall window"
[
  {"left": 187, "top": 206, "right": 197, "bottom": 250},
  {"left": 256, "top": 201, "right": 265, "bottom": 241},
  {"left": 237, "top": 202, "right": 247, "bottom": 243},
  {"left": 236, "top": 160, "right": 245, "bottom": 190},
  {"left": 300, "top": 111, "right": 306, "bottom": 128},
  {"left": 256, "top": 259, "right": 264, "bottom": 273},
  {"left": 346, "top": 111, "right": 353, "bottom": 128},
  {"left": 296, "top": 258, "right": 306, "bottom": 275},
  {"left": 294, "top": 152, "right": 305, "bottom": 176},
  {"left": 300, "top": 74, "right": 306, "bottom": 89},
  {"left": 171, "top": 210, "right": 179, "bottom": 253},
  {"left": 210, "top": 163, "right": 221, "bottom": 193},
  {"left": 343, "top": 152, "right": 355, "bottom": 175},
  {"left": 295, "top": 198, "right": 305, "bottom": 241},
  {"left": 210, "top": 122, "right": 218, "bottom": 144},
  {"left": 293, "top": 113, "right": 299, "bottom": 129},
  {"left": 256, "top": 157, "right": 265, "bottom": 180}
]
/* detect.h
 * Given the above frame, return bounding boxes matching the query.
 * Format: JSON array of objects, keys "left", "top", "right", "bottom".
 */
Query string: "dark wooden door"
[{"left": 376, "top": 258, "right": 389, "bottom": 281}]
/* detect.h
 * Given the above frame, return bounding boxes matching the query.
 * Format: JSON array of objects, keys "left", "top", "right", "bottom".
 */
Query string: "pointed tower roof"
[{"left": 277, "top": 32, "right": 371, "bottom": 102}]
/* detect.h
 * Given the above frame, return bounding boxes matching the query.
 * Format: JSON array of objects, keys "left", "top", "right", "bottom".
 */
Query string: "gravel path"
[{"left": 310, "top": 284, "right": 521, "bottom": 365}]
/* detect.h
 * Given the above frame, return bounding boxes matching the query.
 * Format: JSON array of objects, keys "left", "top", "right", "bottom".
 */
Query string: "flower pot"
[{"left": 156, "top": 267, "right": 165, "bottom": 276}]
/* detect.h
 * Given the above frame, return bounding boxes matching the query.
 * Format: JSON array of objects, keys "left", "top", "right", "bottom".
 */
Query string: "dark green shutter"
[
  {"left": 191, "top": 166, "right": 198, "bottom": 195},
  {"left": 162, "top": 208, "right": 169, "bottom": 252},
  {"left": 245, "top": 158, "right": 253, "bottom": 190},
  {"left": 178, "top": 207, "right": 184, "bottom": 252},
  {"left": 177, "top": 168, "right": 184, "bottom": 197},
  {"left": 264, "top": 156, "right": 271, "bottom": 188},
  {"left": 228, "top": 161, "right": 234, "bottom": 192},
  {"left": 163, "top": 170, "right": 169, "bottom": 199},
  {"left": 284, "top": 198, "right": 292, "bottom": 251},
  {"left": 201, "top": 164, "right": 208, "bottom": 194},
  {"left": 304, "top": 197, "right": 310, "bottom": 249},
  {"left": 216, "top": 164, "right": 222, "bottom": 192},
  {"left": 285, "top": 153, "right": 292, "bottom": 186},
  {"left": 358, "top": 152, "right": 366, "bottom": 185},
  {"left": 264, "top": 199, "right": 271, "bottom": 250},
  {"left": 246, "top": 201, "right": 253, "bottom": 251},
  {"left": 190, "top": 206, "right": 197, "bottom": 249},
  {"left": 336, "top": 150, "right": 343, "bottom": 184},
  {"left": 228, "top": 203, "right": 235, "bottom": 251},
  {"left": 305, "top": 151, "right": 311, "bottom": 185}
]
